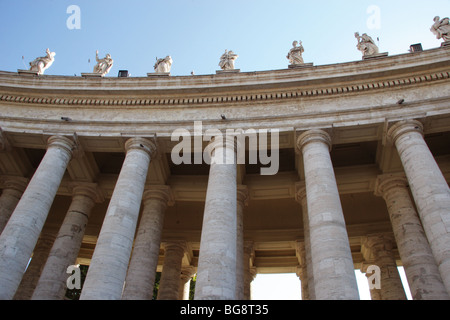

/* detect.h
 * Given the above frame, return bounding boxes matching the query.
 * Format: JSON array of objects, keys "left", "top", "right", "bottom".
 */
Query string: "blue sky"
[{"left": 0, "top": 0, "right": 449, "bottom": 77}]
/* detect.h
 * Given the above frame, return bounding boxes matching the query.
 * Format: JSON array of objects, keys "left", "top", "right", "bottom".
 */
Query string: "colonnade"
[{"left": 0, "top": 119, "right": 449, "bottom": 300}]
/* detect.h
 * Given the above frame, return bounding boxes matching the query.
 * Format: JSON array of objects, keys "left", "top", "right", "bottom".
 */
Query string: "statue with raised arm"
[
  {"left": 154, "top": 55, "right": 173, "bottom": 73},
  {"left": 218, "top": 49, "right": 238, "bottom": 70},
  {"left": 29, "top": 48, "right": 55, "bottom": 75},
  {"left": 93, "top": 50, "right": 113, "bottom": 76},
  {"left": 355, "top": 32, "right": 379, "bottom": 57},
  {"left": 287, "top": 40, "right": 305, "bottom": 65},
  {"left": 430, "top": 16, "right": 450, "bottom": 42}
]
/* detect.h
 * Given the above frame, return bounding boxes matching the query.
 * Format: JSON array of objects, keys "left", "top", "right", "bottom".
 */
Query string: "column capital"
[
  {"left": 386, "top": 119, "right": 424, "bottom": 145},
  {"left": 47, "top": 135, "right": 77, "bottom": 156},
  {"left": 180, "top": 266, "right": 196, "bottom": 280},
  {"left": 294, "top": 181, "right": 307, "bottom": 205},
  {"left": 162, "top": 241, "right": 188, "bottom": 255},
  {"left": 143, "top": 185, "right": 174, "bottom": 206},
  {"left": 237, "top": 185, "right": 249, "bottom": 206},
  {"left": 124, "top": 136, "right": 158, "bottom": 158},
  {"left": 295, "top": 129, "right": 332, "bottom": 153},
  {"left": 69, "top": 182, "right": 104, "bottom": 203},
  {"left": 0, "top": 176, "right": 29, "bottom": 193},
  {"left": 374, "top": 173, "right": 408, "bottom": 198},
  {"left": 361, "top": 233, "right": 396, "bottom": 261}
]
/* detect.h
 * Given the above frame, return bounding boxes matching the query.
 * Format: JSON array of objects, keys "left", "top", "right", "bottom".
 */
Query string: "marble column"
[
  {"left": 236, "top": 185, "right": 248, "bottom": 300},
  {"left": 362, "top": 234, "right": 407, "bottom": 300},
  {"left": 0, "top": 177, "right": 29, "bottom": 234},
  {"left": 179, "top": 266, "right": 196, "bottom": 300},
  {"left": 387, "top": 120, "right": 450, "bottom": 294},
  {"left": 122, "top": 185, "right": 172, "bottom": 300},
  {"left": 376, "top": 174, "right": 449, "bottom": 300},
  {"left": 295, "top": 183, "right": 314, "bottom": 300},
  {"left": 195, "top": 135, "right": 238, "bottom": 300},
  {"left": 80, "top": 137, "right": 156, "bottom": 300},
  {"left": 157, "top": 241, "right": 186, "bottom": 300},
  {"left": 0, "top": 135, "right": 75, "bottom": 300},
  {"left": 296, "top": 129, "right": 359, "bottom": 300},
  {"left": 31, "top": 183, "right": 100, "bottom": 300}
]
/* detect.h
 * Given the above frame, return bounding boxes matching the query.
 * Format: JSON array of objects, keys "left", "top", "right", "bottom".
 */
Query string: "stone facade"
[{"left": 0, "top": 46, "right": 449, "bottom": 300}]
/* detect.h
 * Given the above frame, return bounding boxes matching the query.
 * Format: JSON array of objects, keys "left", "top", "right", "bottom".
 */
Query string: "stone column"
[
  {"left": 179, "top": 266, "right": 196, "bottom": 300},
  {"left": 360, "top": 262, "right": 382, "bottom": 300},
  {"left": 295, "top": 183, "right": 314, "bottom": 299},
  {"left": 245, "top": 267, "right": 257, "bottom": 300},
  {"left": 13, "top": 228, "right": 57, "bottom": 300},
  {"left": 296, "top": 129, "right": 359, "bottom": 300},
  {"left": 236, "top": 185, "right": 248, "bottom": 300},
  {"left": 0, "top": 135, "right": 75, "bottom": 300},
  {"left": 387, "top": 120, "right": 450, "bottom": 294},
  {"left": 242, "top": 241, "right": 254, "bottom": 300},
  {"left": 0, "top": 177, "right": 29, "bottom": 234},
  {"left": 362, "top": 234, "right": 407, "bottom": 300},
  {"left": 80, "top": 137, "right": 156, "bottom": 300},
  {"left": 122, "top": 185, "right": 172, "bottom": 300},
  {"left": 375, "top": 174, "right": 449, "bottom": 300},
  {"left": 295, "top": 241, "right": 309, "bottom": 300},
  {"left": 31, "top": 183, "right": 100, "bottom": 300},
  {"left": 157, "top": 241, "right": 186, "bottom": 300},
  {"left": 195, "top": 136, "right": 238, "bottom": 300}
]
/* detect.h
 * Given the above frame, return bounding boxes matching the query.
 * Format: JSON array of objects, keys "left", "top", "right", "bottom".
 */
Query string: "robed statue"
[{"left": 29, "top": 48, "right": 55, "bottom": 75}]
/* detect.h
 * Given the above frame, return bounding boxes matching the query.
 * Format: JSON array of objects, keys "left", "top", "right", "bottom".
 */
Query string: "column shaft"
[
  {"left": 388, "top": 120, "right": 450, "bottom": 294},
  {"left": 376, "top": 174, "right": 449, "bottom": 300},
  {"left": 157, "top": 242, "right": 186, "bottom": 300},
  {"left": 122, "top": 186, "right": 172, "bottom": 300},
  {"left": 0, "top": 177, "right": 28, "bottom": 234},
  {"left": 80, "top": 137, "right": 156, "bottom": 300},
  {"left": 0, "top": 136, "right": 75, "bottom": 299},
  {"left": 195, "top": 136, "right": 237, "bottom": 300},
  {"left": 236, "top": 185, "right": 248, "bottom": 300},
  {"left": 362, "top": 234, "right": 407, "bottom": 300},
  {"left": 31, "top": 184, "right": 98, "bottom": 300},
  {"left": 297, "top": 130, "right": 359, "bottom": 300}
]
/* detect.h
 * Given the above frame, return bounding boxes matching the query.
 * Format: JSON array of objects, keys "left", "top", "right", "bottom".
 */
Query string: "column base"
[
  {"left": 288, "top": 63, "right": 314, "bottom": 69},
  {"left": 147, "top": 72, "right": 171, "bottom": 77},
  {"left": 17, "top": 69, "right": 39, "bottom": 76},
  {"left": 363, "top": 52, "right": 389, "bottom": 60},
  {"left": 216, "top": 69, "right": 240, "bottom": 74},
  {"left": 81, "top": 73, "right": 104, "bottom": 78}
]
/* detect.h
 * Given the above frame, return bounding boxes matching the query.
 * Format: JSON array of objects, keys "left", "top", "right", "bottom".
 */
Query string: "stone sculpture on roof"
[
  {"left": 430, "top": 16, "right": 450, "bottom": 43},
  {"left": 218, "top": 49, "right": 239, "bottom": 70},
  {"left": 154, "top": 55, "right": 173, "bottom": 74},
  {"left": 355, "top": 32, "right": 379, "bottom": 57},
  {"left": 287, "top": 40, "right": 305, "bottom": 65},
  {"left": 93, "top": 50, "right": 113, "bottom": 76},
  {"left": 28, "top": 48, "right": 55, "bottom": 75}
]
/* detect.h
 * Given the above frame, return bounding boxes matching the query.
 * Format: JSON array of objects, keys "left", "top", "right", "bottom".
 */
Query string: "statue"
[
  {"left": 28, "top": 48, "right": 55, "bottom": 75},
  {"left": 287, "top": 41, "right": 304, "bottom": 65},
  {"left": 93, "top": 50, "right": 113, "bottom": 76},
  {"left": 430, "top": 16, "right": 450, "bottom": 42},
  {"left": 154, "top": 55, "right": 173, "bottom": 73},
  {"left": 355, "top": 32, "right": 379, "bottom": 57},
  {"left": 218, "top": 49, "right": 238, "bottom": 70}
]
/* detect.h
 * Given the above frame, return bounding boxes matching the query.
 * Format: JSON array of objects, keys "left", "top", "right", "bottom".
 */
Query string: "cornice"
[
  {"left": 0, "top": 47, "right": 449, "bottom": 108},
  {"left": 0, "top": 70, "right": 448, "bottom": 108}
]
